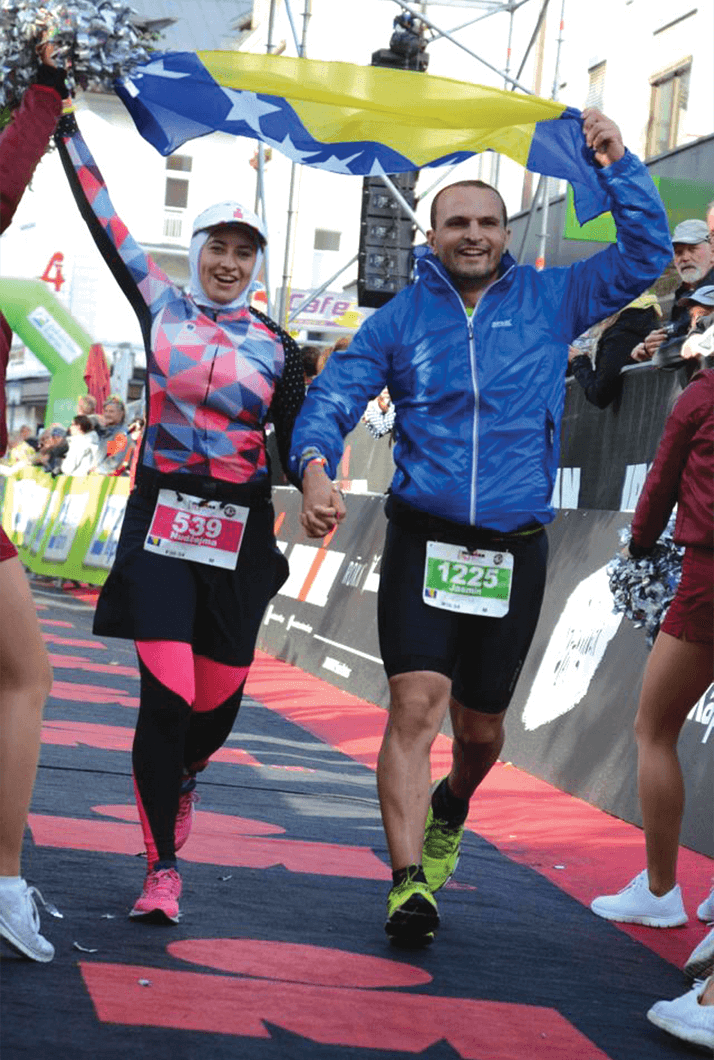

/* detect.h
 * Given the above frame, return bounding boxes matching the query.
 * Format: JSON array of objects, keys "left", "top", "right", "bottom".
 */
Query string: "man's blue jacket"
[{"left": 290, "top": 150, "right": 672, "bottom": 532}]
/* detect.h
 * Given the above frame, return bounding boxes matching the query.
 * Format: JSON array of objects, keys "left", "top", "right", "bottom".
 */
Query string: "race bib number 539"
[
  {"left": 144, "top": 489, "right": 248, "bottom": 569},
  {"left": 423, "top": 541, "right": 513, "bottom": 617}
]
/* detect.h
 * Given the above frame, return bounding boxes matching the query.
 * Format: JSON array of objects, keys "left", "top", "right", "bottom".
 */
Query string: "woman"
[
  {"left": 60, "top": 414, "right": 99, "bottom": 476},
  {"left": 568, "top": 292, "right": 661, "bottom": 408},
  {"left": 55, "top": 110, "right": 304, "bottom": 924},
  {"left": 0, "top": 59, "right": 68, "bottom": 963},
  {"left": 591, "top": 369, "right": 713, "bottom": 928}
]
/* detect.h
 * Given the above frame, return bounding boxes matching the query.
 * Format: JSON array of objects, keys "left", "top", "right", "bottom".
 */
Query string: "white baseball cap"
[{"left": 191, "top": 201, "right": 267, "bottom": 247}]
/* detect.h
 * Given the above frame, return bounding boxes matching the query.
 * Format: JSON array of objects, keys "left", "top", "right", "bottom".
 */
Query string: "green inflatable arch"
[{"left": 0, "top": 277, "right": 105, "bottom": 426}]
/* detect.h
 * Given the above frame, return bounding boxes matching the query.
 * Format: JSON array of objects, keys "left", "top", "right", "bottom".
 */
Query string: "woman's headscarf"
[{"left": 187, "top": 201, "right": 268, "bottom": 312}]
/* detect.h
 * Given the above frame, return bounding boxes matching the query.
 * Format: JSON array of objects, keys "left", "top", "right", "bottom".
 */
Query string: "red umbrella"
[{"left": 83, "top": 343, "right": 112, "bottom": 408}]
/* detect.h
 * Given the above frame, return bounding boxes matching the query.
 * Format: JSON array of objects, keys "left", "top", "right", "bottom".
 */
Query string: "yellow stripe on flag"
[{"left": 198, "top": 52, "right": 567, "bottom": 168}]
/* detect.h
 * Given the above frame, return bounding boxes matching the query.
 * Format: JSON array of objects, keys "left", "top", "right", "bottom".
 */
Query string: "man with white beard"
[{"left": 633, "top": 218, "right": 714, "bottom": 361}]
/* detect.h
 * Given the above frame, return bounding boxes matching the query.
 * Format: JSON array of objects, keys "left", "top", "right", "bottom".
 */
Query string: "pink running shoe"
[
  {"left": 175, "top": 777, "right": 199, "bottom": 853},
  {"left": 129, "top": 868, "right": 182, "bottom": 924}
]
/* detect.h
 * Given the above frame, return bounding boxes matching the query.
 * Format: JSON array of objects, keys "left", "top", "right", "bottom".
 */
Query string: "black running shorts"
[
  {"left": 93, "top": 491, "right": 289, "bottom": 665},
  {"left": 377, "top": 509, "right": 548, "bottom": 714}
]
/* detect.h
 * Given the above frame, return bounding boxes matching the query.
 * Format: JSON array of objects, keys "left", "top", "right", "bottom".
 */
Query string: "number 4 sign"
[{"left": 40, "top": 252, "right": 65, "bottom": 293}]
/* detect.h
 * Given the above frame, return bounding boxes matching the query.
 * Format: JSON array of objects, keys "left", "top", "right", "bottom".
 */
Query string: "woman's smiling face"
[{"left": 198, "top": 225, "right": 258, "bottom": 304}]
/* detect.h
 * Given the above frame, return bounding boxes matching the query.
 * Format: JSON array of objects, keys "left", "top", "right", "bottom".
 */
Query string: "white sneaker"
[
  {"left": 685, "top": 927, "right": 714, "bottom": 981},
  {"left": 697, "top": 883, "right": 714, "bottom": 923},
  {"left": 0, "top": 879, "right": 55, "bottom": 962},
  {"left": 647, "top": 978, "right": 714, "bottom": 1050},
  {"left": 590, "top": 870, "right": 688, "bottom": 927}
]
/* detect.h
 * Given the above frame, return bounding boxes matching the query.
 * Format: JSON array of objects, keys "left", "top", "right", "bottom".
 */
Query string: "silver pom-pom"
[
  {"left": 607, "top": 516, "right": 684, "bottom": 647},
  {"left": 0, "top": 0, "right": 154, "bottom": 111}
]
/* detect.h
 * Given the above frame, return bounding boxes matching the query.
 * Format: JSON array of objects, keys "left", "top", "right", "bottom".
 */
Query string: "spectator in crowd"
[
  {"left": 363, "top": 388, "right": 396, "bottom": 438},
  {"left": 92, "top": 396, "right": 133, "bottom": 475},
  {"left": 680, "top": 284, "right": 714, "bottom": 331},
  {"left": 680, "top": 285, "right": 714, "bottom": 362},
  {"left": 301, "top": 344, "right": 324, "bottom": 387},
  {"left": 633, "top": 219, "right": 714, "bottom": 362},
  {"left": 568, "top": 291, "right": 661, "bottom": 407},
  {"left": 707, "top": 200, "right": 714, "bottom": 243},
  {"left": 318, "top": 336, "right": 349, "bottom": 376},
  {"left": 5, "top": 426, "right": 37, "bottom": 466},
  {"left": 109, "top": 415, "right": 144, "bottom": 477},
  {"left": 31, "top": 425, "right": 68, "bottom": 475},
  {"left": 76, "top": 393, "right": 101, "bottom": 429},
  {"left": 60, "top": 414, "right": 99, "bottom": 476}
]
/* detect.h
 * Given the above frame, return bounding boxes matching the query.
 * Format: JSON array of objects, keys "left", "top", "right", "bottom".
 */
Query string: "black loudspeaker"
[
  {"left": 357, "top": 18, "right": 428, "bottom": 310},
  {"left": 357, "top": 172, "right": 418, "bottom": 308}
]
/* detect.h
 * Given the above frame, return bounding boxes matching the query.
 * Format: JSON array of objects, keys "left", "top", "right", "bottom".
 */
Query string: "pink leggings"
[{"left": 132, "top": 640, "right": 249, "bottom": 866}]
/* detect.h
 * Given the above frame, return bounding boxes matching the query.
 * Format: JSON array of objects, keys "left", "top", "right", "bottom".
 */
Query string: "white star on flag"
[
  {"left": 274, "top": 131, "right": 326, "bottom": 165},
  {"left": 321, "top": 150, "right": 365, "bottom": 174},
  {"left": 222, "top": 89, "right": 282, "bottom": 131},
  {"left": 145, "top": 59, "right": 191, "bottom": 80}
]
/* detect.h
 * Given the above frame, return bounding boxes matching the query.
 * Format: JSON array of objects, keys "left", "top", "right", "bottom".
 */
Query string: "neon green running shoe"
[
  {"left": 385, "top": 869, "right": 439, "bottom": 945},
  {"left": 422, "top": 806, "right": 464, "bottom": 892}
]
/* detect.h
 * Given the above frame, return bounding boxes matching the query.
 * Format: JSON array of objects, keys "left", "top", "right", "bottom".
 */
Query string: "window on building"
[
  {"left": 585, "top": 62, "right": 606, "bottom": 111},
  {"left": 314, "top": 229, "right": 341, "bottom": 252},
  {"left": 164, "top": 156, "right": 192, "bottom": 209},
  {"left": 163, "top": 156, "right": 192, "bottom": 239},
  {"left": 646, "top": 61, "right": 691, "bottom": 158},
  {"left": 165, "top": 178, "right": 189, "bottom": 209}
]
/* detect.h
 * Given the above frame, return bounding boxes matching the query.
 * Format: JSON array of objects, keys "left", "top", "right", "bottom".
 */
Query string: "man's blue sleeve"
[
  {"left": 288, "top": 308, "right": 393, "bottom": 481},
  {"left": 547, "top": 150, "right": 673, "bottom": 341}
]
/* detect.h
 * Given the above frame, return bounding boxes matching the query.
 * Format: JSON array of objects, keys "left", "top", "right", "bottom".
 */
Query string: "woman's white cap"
[{"left": 191, "top": 201, "right": 267, "bottom": 246}]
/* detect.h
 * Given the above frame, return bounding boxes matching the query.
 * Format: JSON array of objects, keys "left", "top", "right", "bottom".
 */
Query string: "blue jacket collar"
[{"left": 413, "top": 244, "right": 518, "bottom": 291}]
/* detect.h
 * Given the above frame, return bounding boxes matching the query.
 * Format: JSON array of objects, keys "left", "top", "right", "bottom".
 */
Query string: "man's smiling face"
[{"left": 427, "top": 185, "right": 511, "bottom": 295}]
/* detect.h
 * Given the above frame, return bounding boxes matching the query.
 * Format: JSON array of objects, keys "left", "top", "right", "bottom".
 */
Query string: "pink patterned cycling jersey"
[{"left": 145, "top": 300, "right": 284, "bottom": 482}]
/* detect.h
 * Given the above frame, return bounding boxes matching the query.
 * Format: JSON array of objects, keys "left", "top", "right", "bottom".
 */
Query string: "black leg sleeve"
[
  {"left": 183, "top": 682, "right": 246, "bottom": 774},
  {"left": 133, "top": 658, "right": 192, "bottom": 863}
]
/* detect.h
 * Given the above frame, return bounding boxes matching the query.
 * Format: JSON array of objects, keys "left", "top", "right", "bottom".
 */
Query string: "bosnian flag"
[{"left": 117, "top": 50, "right": 612, "bottom": 224}]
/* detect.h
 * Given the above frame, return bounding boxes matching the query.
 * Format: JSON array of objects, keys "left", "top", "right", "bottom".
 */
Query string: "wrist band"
[{"left": 298, "top": 448, "right": 328, "bottom": 478}]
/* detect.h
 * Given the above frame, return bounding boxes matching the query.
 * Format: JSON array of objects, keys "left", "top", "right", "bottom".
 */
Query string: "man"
[
  {"left": 289, "top": 108, "right": 672, "bottom": 945},
  {"left": 92, "top": 396, "right": 133, "bottom": 475},
  {"left": 633, "top": 218, "right": 714, "bottom": 361},
  {"left": 707, "top": 200, "right": 714, "bottom": 243}
]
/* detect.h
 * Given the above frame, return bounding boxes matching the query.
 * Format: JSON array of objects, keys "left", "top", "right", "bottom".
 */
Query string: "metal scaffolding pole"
[
  {"left": 379, "top": 175, "right": 428, "bottom": 238},
  {"left": 534, "top": 0, "right": 565, "bottom": 270},
  {"left": 491, "top": 0, "right": 516, "bottom": 187},
  {"left": 253, "top": 0, "right": 280, "bottom": 316},
  {"left": 390, "top": 0, "right": 534, "bottom": 93},
  {"left": 288, "top": 253, "right": 359, "bottom": 323},
  {"left": 277, "top": 0, "right": 312, "bottom": 327}
]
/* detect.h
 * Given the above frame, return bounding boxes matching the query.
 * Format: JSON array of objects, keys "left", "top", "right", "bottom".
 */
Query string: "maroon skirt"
[
  {"left": 661, "top": 546, "right": 713, "bottom": 644},
  {"left": 0, "top": 526, "right": 17, "bottom": 562}
]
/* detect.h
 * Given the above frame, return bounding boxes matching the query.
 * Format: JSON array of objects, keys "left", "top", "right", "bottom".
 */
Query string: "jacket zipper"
[{"left": 421, "top": 258, "right": 513, "bottom": 525}]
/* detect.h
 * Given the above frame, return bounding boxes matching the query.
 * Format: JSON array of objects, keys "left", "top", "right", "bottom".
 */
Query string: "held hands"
[
  {"left": 300, "top": 463, "right": 346, "bottom": 539},
  {"left": 581, "top": 108, "right": 625, "bottom": 167}
]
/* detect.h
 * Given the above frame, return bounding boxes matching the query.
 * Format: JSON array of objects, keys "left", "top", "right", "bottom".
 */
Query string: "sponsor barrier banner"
[{"left": 2, "top": 468, "right": 128, "bottom": 583}]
